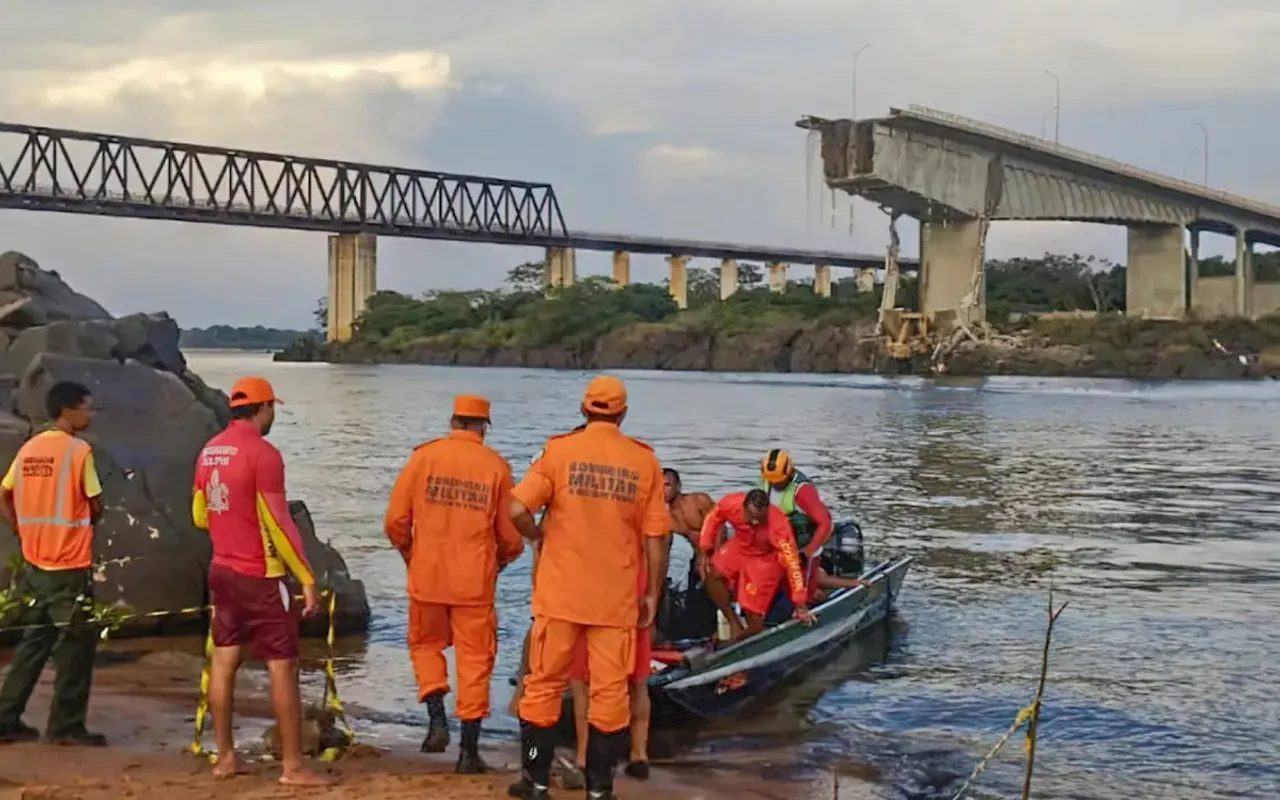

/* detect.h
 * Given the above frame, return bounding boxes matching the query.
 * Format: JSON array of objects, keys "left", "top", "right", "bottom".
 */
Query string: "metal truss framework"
[{"left": 0, "top": 122, "right": 568, "bottom": 244}]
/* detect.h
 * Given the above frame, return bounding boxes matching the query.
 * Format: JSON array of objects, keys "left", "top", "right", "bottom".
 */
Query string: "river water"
[{"left": 185, "top": 352, "right": 1280, "bottom": 799}]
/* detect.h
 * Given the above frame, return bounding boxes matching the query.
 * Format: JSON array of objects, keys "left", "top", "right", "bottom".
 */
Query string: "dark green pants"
[{"left": 0, "top": 566, "right": 97, "bottom": 736}]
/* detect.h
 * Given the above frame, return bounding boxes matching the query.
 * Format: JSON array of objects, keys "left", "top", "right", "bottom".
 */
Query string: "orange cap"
[
  {"left": 581, "top": 375, "right": 627, "bottom": 416},
  {"left": 452, "top": 394, "right": 491, "bottom": 421},
  {"left": 228, "top": 376, "right": 282, "bottom": 408}
]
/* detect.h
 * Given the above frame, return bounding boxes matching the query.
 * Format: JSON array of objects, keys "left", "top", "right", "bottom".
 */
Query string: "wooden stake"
[{"left": 1021, "top": 591, "right": 1069, "bottom": 800}]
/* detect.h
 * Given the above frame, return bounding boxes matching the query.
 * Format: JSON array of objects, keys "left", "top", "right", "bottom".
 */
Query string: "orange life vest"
[{"left": 11, "top": 431, "right": 95, "bottom": 571}]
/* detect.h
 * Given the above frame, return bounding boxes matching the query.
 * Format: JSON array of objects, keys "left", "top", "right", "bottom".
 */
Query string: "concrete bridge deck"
[{"left": 800, "top": 105, "right": 1280, "bottom": 321}]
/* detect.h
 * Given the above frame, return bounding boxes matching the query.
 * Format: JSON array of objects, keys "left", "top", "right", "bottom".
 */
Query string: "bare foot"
[
  {"left": 279, "top": 766, "right": 337, "bottom": 787},
  {"left": 211, "top": 757, "right": 248, "bottom": 780}
]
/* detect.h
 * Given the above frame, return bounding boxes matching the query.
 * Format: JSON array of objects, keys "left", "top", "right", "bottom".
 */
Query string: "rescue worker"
[
  {"left": 191, "top": 377, "right": 332, "bottom": 787},
  {"left": 697, "top": 489, "right": 814, "bottom": 641},
  {"left": 0, "top": 381, "right": 105, "bottom": 747},
  {"left": 759, "top": 449, "right": 833, "bottom": 590},
  {"left": 383, "top": 394, "right": 524, "bottom": 773},
  {"left": 508, "top": 375, "right": 670, "bottom": 800}
]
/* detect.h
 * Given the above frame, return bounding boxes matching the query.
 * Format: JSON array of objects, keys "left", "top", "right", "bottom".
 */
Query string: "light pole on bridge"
[
  {"left": 1044, "top": 69, "right": 1061, "bottom": 144},
  {"left": 852, "top": 43, "right": 872, "bottom": 119}
]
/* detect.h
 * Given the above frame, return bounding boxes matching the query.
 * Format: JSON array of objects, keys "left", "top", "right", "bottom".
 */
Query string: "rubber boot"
[
  {"left": 419, "top": 691, "right": 450, "bottom": 753},
  {"left": 455, "top": 719, "right": 488, "bottom": 774},
  {"left": 584, "top": 726, "right": 628, "bottom": 800},
  {"left": 507, "top": 721, "right": 553, "bottom": 799}
]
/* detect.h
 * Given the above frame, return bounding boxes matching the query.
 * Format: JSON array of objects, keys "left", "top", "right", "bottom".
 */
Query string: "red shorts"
[
  {"left": 208, "top": 565, "right": 299, "bottom": 662},
  {"left": 711, "top": 540, "right": 785, "bottom": 617},
  {"left": 569, "top": 625, "right": 651, "bottom": 684}
]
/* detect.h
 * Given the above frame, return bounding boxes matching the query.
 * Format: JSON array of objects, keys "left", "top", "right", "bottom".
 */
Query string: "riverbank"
[
  {"left": 277, "top": 314, "right": 1280, "bottom": 380},
  {"left": 0, "top": 642, "right": 860, "bottom": 800}
]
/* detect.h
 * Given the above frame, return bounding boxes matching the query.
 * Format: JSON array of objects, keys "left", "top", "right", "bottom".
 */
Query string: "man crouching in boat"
[{"left": 696, "top": 489, "right": 815, "bottom": 641}]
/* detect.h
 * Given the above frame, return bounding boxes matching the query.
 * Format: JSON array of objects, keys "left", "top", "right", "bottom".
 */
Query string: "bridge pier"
[
  {"left": 720, "top": 259, "right": 737, "bottom": 299},
  {"left": 920, "top": 220, "right": 984, "bottom": 323},
  {"left": 814, "top": 264, "right": 831, "bottom": 297},
  {"left": 768, "top": 262, "right": 787, "bottom": 292},
  {"left": 610, "top": 251, "right": 630, "bottom": 287},
  {"left": 326, "top": 233, "right": 377, "bottom": 343},
  {"left": 855, "top": 267, "right": 875, "bottom": 294},
  {"left": 1126, "top": 223, "right": 1186, "bottom": 319},
  {"left": 668, "top": 255, "right": 689, "bottom": 309},
  {"left": 1235, "top": 229, "right": 1253, "bottom": 318},
  {"left": 545, "top": 247, "right": 576, "bottom": 290}
]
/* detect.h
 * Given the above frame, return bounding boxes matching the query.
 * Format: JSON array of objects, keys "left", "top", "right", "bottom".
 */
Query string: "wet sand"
[{"left": 0, "top": 649, "right": 870, "bottom": 799}]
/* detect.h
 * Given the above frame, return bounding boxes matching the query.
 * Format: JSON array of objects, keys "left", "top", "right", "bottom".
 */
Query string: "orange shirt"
[
  {"left": 699, "top": 492, "right": 807, "bottom": 605},
  {"left": 384, "top": 429, "right": 525, "bottom": 606},
  {"left": 1, "top": 430, "right": 102, "bottom": 571},
  {"left": 192, "top": 420, "right": 314, "bottom": 584},
  {"left": 514, "top": 422, "right": 670, "bottom": 628}
]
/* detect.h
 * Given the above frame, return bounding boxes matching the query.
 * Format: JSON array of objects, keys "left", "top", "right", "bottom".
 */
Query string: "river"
[{"left": 184, "top": 351, "right": 1280, "bottom": 799}]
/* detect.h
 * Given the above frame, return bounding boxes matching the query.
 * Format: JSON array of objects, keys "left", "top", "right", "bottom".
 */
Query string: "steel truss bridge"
[{"left": 0, "top": 121, "right": 911, "bottom": 270}]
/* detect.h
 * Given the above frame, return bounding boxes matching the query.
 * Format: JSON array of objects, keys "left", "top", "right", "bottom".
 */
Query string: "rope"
[{"left": 949, "top": 701, "right": 1038, "bottom": 800}]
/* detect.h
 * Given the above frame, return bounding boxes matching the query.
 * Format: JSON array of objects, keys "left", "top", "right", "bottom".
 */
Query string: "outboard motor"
[{"left": 820, "top": 520, "right": 865, "bottom": 578}]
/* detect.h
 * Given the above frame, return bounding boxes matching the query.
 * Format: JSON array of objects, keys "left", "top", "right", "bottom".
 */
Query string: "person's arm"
[
  {"left": 383, "top": 453, "right": 419, "bottom": 562},
  {"left": 641, "top": 460, "right": 673, "bottom": 608},
  {"left": 793, "top": 483, "right": 833, "bottom": 558},
  {"left": 0, "top": 459, "right": 18, "bottom": 533},
  {"left": 255, "top": 447, "right": 315, "bottom": 586},
  {"left": 81, "top": 448, "right": 104, "bottom": 525},
  {"left": 494, "top": 464, "right": 526, "bottom": 568},
  {"left": 768, "top": 512, "right": 808, "bottom": 606},
  {"left": 510, "top": 450, "right": 555, "bottom": 543},
  {"left": 696, "top": 498, "right": 728, "bottom": 553}
]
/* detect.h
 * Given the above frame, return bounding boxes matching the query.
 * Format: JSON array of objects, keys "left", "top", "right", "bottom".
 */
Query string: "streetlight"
[
  {"left": 1044, "top": 69, "right": 1060, "bottom": 144},
  {"left": 852, "top": 43, "right": 871, "bottom": 119},
  {"left": 1191, "top": 121, "right": 1208, "bottom": 187}
]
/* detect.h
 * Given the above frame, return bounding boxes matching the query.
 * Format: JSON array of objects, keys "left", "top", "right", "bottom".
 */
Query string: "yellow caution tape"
[
  {"left": 949, "top": 700, "right": 1039, "bottom": 800},
  {"left": 189, "top": 590, "right": 353, "bottom": 764}
]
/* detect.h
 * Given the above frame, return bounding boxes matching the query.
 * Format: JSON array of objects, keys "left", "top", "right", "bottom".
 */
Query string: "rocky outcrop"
[{"left": 0, "top": 251, "right": 369, "bottom": 637}]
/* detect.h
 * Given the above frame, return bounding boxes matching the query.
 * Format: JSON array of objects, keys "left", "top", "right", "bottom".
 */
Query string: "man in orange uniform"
[
  {"left": 508, "top": 376, "right": 669, "bottom": 800},
  {"left": 0, "top": 382, "right": 105, "bottom": 747},
  {"left": 191, "top": 377, "right": 331, "bottom": 787},
  {"left": 383, "top": 394, "right": 524, "bottom": 773},
  {"left": 697, "top": 489, "right": 814, "bottom": 641}
]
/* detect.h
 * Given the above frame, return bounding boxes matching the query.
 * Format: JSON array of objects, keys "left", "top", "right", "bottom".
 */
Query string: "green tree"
[
  {"left": 313, "top": 296, "right": 328, "bottom": 334},
  {"left": 506, "top": 261, "right": 545, "bottom": 293}
]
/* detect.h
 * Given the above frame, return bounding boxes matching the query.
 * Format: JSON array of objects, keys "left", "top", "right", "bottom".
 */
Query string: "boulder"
[{"left": 0, "top": 252, "right": 369, "bottom": 638}]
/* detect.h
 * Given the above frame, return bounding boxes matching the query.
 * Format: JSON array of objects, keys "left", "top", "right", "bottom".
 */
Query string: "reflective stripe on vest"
[
  {"left": 13, "top": 435, "right": 92, "bottom": 531},
  {"left": 758, "top": 470, "right": 816, "bottom": 544}
]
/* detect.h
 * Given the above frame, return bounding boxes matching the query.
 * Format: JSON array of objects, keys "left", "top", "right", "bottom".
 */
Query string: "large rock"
[{"left": 0, "top": 252, "right": 369, "bottom": 638}]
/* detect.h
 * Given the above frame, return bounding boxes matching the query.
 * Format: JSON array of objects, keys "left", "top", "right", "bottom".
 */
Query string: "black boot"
[
  {"left": 507, "top": 720, "right": 553, "bottom": 799},
  {"left": 419, "top": 691, "right": 450, "bottom": 753},
  {"left": 455, "top": 719, "right": 488, "bottom": 774},
  {"left": 584, "top": 726, "right": 628, "bottom": 799}
]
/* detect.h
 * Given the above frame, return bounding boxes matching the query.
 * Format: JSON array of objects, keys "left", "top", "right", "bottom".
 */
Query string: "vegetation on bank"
[
  {"left": 181, "top": 325, "right": 311, "bottom": 350},
  {"left": 329, "top": 253, "right": 1280, "bottom": 356}
]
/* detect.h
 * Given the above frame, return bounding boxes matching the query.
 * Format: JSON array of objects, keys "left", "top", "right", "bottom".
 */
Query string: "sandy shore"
[{"left": 0, "top": 647, "right": 869, "bottom": 799}]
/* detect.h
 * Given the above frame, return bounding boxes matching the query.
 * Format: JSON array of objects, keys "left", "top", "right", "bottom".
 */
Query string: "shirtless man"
[{"left": 664, "top": 469, "right": 715, "bottom": 548}]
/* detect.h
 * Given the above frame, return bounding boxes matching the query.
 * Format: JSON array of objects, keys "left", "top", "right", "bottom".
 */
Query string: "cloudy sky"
[{"left": 1, "top": 0, "right": 1278, "bottom": 328}]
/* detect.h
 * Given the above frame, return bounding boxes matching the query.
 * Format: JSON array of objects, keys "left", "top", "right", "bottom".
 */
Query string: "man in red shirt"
[
  {"left": 697, "top": 489, "right": 814, "bottom": 641},
  {"left": 191, "top": 376, "right": 331, "bottom": 787}
]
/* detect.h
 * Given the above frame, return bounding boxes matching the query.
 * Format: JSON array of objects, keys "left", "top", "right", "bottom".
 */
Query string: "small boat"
[{"left": 646, "top": 551, "right": 912, "bottom": 723}]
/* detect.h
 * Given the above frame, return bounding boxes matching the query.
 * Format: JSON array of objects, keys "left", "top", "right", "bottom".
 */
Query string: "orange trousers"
[
  {"left": 518, "top": 616, "right": 634, "bottom": 733},
  {"left": 408, "top": 601, "right": 497, "bottom": 722}
]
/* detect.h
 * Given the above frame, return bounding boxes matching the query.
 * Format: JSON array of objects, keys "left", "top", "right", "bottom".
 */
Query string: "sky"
[{"left": 2, "top": 0, "right": 1279, "bottom": 328}]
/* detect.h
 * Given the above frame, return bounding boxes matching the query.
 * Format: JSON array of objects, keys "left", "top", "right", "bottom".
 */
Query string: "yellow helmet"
[{"left": 760, "top": 448, "right": 795, "bottom": 484}]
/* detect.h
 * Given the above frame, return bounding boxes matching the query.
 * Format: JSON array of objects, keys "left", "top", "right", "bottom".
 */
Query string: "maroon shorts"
[{"left": 208, "top": 565, "right": 299, "bottom": 662}]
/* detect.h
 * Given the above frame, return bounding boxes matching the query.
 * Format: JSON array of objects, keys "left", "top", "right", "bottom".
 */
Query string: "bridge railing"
[{"left": 900, "top": 105, "right": 1280, "bottom": 222}]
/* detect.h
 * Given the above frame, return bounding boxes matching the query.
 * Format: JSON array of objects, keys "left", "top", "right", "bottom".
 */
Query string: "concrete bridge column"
[
  {"left": 545, "top": 246, "right": 576, "bottom": 290},
  {"left": 668, "top": 255, "right": 689, "bottom": 309},
  {"left": 1126, "top": 223, "right": 1186, "bottom": 319},
  {"left": 814, "top": 264, "right": 831, "bottom": 297},
  {"left": 855, "top": 268, "right": 875, "bottom": 294},
  {"left": 611, "top": 250, "right": 630, "bottom": 288},
  {"left": 1188, "top": 228, "right": 1200, "bottom": 312},
  {"left": 920, "top": 221, "right": 984, "bottom": 321},
  {"left": 768, "top": 262, "right": 787, "bottom": 293},
  {"left": 1235, "top": 229, "right": 1253, "bottom": 318},
  {"left": 719, "top": 259, "right": 737, "bottom": 300},
  {"left": 326, "top": 232, "right": 377, "bottom": 343}
]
